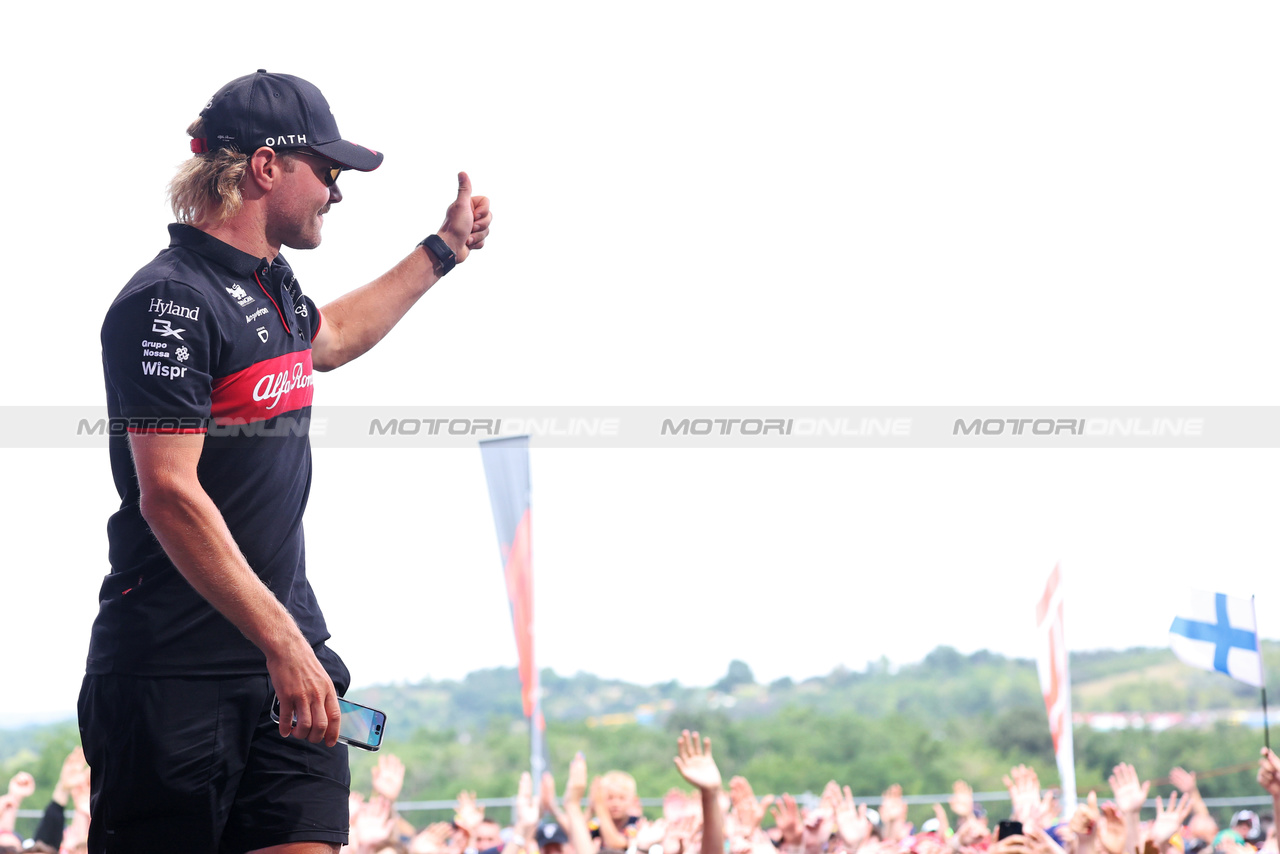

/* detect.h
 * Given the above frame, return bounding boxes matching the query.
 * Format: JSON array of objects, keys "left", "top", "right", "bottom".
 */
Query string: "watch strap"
[{"left": 420, "top": 234, "right": 457, "bottom": 275}]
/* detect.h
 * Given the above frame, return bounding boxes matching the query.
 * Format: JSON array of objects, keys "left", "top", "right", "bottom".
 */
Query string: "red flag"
[
  {"left": 1035, "top": 563, "right": 1077, "bottom": 812},
  {"left": 479, "top": 436, "right": 546, "bottom": 781}
]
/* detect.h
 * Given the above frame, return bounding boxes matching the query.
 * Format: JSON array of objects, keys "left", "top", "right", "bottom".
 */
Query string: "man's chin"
[{"left": 284, "top": 233, "right": 323, "bottom": 251}]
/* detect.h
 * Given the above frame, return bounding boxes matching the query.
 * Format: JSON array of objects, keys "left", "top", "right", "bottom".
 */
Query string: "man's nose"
[{"left": 329, "top": 183, "right": 342, "bottom": 204}]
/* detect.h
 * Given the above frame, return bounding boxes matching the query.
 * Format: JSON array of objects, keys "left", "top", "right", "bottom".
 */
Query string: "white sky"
[{"left": 4, "top": 2, "right": 1280, "bottom": 726}]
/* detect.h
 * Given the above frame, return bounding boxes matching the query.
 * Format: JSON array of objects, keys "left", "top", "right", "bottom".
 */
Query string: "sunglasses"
[
  {"left": 316, "top": 161, "right": 342, "bottom": 187},
  {"left": 285, "top": 150, "right": 342, "bottom": 186}
]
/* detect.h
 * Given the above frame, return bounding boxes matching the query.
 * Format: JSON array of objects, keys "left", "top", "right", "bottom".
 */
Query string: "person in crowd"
[{"left": 589, "top": 771, "right": 642, "bottom": 850}]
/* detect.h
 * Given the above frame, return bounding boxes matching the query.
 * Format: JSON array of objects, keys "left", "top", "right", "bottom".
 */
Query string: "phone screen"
[
  {"left": 338, "top": 697, "right": 385, "bottom": 750},
  {"left": 271, "top": 695, "right": 387, "bottom": 751}
]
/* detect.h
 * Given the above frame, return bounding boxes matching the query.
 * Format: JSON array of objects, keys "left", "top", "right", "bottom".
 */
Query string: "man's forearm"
[
  {"left": 313, "top": 246, "right": 444, "bottom": 371},
  {"left": 140, "top": 478, "right": 307, "bottom": 658}
]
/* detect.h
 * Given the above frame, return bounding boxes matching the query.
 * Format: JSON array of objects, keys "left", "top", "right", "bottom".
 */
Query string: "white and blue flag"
[{"left": 1169, "top": 590, "right": 1264, "bottom": 688}]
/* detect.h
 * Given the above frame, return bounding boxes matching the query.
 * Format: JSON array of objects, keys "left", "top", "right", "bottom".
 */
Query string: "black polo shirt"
[{"left": 89, "top": 224, "right": 332, "bottom": 677}]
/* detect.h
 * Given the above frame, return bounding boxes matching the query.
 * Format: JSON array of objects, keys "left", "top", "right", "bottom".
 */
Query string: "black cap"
[
  {"left": 535, "top": 823, "right": 570, "bottom": 846},
  {"left": 195, "top": 70, "right": 383, "bottom": 171}
]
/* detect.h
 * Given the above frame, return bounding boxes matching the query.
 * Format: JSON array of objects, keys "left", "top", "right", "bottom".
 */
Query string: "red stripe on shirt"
[{"left": 211, "top": 350, "right": 315, "bottom": 424}]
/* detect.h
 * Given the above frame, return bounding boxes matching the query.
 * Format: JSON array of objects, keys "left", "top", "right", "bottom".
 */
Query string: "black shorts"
[{"left": 78, "top": 650, "right": 351, "bottom": 854}]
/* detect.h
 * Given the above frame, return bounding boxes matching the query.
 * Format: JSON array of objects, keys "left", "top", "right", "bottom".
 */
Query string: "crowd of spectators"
[{"left": 4, "top": 731, "right": 1280, "bottom": 854}]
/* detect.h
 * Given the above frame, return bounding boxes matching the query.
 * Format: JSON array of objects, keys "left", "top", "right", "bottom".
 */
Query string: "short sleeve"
[
  {"left": 299, "top": 294, "right": 322, "bottom": 341},
  {"left": 102, "top": 282, "right": 217, "bottom": 433}
]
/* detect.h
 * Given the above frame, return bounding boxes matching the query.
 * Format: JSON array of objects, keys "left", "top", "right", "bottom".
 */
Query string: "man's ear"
[{"left": 246, "top": 147, "right": 284, "bottom": 193}]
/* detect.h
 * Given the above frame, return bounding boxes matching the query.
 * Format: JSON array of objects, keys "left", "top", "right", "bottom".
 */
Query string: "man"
[{"left": 79, "top": 70, "right": 491, "bottom": 853}]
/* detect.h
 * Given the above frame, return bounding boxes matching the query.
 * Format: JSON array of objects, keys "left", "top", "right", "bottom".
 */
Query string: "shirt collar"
[{"left": 167, "top": 223, "right": 292, "bottom": 282}]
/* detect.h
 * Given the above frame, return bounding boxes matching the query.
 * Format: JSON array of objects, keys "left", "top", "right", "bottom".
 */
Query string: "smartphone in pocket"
[{"left": 271, "top": 694, "right": 387, "bottom": 751}]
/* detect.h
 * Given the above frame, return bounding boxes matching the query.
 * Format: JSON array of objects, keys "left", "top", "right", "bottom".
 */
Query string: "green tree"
[{"left": 714, "top": 660, "right": 756, "bottom": 693}]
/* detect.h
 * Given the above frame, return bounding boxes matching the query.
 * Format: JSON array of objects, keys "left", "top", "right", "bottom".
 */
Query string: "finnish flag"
[{"left": 1169, "top": 591, "right": 1264, "bottom": 688}]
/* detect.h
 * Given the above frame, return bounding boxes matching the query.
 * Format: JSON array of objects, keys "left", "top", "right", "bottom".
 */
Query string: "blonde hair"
[
  {"left": 599, "top": 771, "right": 637, "bottom": 795},
  {"left": 167, "top": 117, "right": 249, "bottom": 225}
]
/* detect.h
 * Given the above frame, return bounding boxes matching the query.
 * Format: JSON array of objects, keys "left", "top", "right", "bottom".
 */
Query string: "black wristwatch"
[{"left": 420, "top": 234, "right": 457, "bottom": 275}]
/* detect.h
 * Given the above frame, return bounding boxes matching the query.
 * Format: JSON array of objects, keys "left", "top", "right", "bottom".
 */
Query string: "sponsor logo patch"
[
  {"left": 264, "top": 133, "right": 307, "bottom": 146},
  {"left": 149, "top": 298, "right": 200, "bottom": 321},
  {"left": 253, "top": 360, "right": 314, "bottom": 410},
  {"left": 257, "top": 327, "right": 269, "bottom": 343},
  {"left": 246, "top": 307, "right": 270, "bottom": 324},
  {"left": 152, "top": 318, "right": 186, "bottom": 340},
  {"left": 141, "top": 361, "right": 188, "bottom": 380},
  {"left": 225, "top": 283, "right": 256, "bottom": 307}
]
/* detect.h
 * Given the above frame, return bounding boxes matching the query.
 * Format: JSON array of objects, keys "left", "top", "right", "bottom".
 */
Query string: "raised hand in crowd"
[
  {"left": 565, "top": 752, "right": 588, "bottom": 807},
  {"left": 1109, "top": 763, "right": 1149, "bottom": 815},
  {"left": 373, "top": 753, "right": 406, "bottom": 804},
  {"left": 541, "top": 770, "right": 569, "bottom": 829},
  {"left": 1108, "top": 762, "right": 1149, "bottom": 854},
  {"left": 350, "top": 794, "right": 398, "bottom": 854},
  {"left": 1097, "top": 801, "right": 1128, "bottom": 854},
  {"left": 1146, "top": 791, "right": 1193, "bottom": 854},
  {"left": 7, "top": 772, "right": 34, "bottom": 805},
  {"left": 1004, "top": 766, "right": 1048, "bottom": 833},
  {"left": 663, "top": 812, "right": 705, "bottom": 854},
  {"left": 1170, "top": 766, "right": 1208, "bottom": 815},
  {"left": 635, "top": 817, "right": 670, "bottom": 854},
  {"left": 820, "top": 781, "right": 842, "bottom": 818},
  {"left": 675, "top": 730, "right": 723, "bottom": 854},
  {"left": 52, "top": 746, "right": 90, "bottom": 809},
  {"left": 411, "top": 821, "right": 455, "bottom": 854},
  {"left": 456, "top": 789, "right": 486, "bottom": 836},
  {"left": 674, "top": 731, "right": 722, "bottom": 794},
  {"left": 504, "top": 771, "right": 541, "bottom": 854},
  {"left": 951, "top": 814, "right": 992, "bottom": 854},
  {"left": 1066, "top": 791, "right": 1101, "bottom": 854},
  {"left": 0, "top": 772, "right": 34, "bottom": 840},
  {"left": 950, "top": 780, "right": 975, "bottom": 821},
  {"left": 561, "top": 752, "right": 596, "bottom": 854},
  {"left": 880, "top": 784, "right": 908, "bottom": 842},
  {"left": 1259, "top": 749, "right": 1280, "bottom": 808},
  {"left": 803, "top": 805, "right": 835, "bottom": 854},
  {"left": 728, "top": 775, "right": 773, "bottom": 845},
  {"left": 931, "top": 803, "right": 952, "bottom": 838},
  {"left": 835, "top": 784, "right": 873, "bottom": 853},
  {"left": 800, "top": 782, "right": 838, "bottom": 854},
  {"left": 771, "top": 793, "right": 805, "bottom": 853}
]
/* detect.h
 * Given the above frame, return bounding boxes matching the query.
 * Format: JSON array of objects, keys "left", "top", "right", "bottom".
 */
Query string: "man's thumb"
[{"left": 457, "top": 171, "right": 472, "bottom": 199}]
